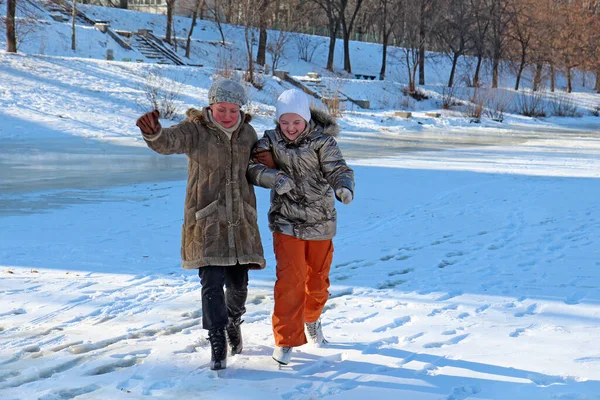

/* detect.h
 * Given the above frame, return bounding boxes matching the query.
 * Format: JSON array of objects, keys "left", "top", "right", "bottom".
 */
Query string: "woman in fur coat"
[{"left": 136, "top": 78, "right": 266, "bottom": 371}]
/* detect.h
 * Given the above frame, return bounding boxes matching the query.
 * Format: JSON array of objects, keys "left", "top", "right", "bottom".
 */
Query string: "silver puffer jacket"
[{"left": 247, "top": 108, "right": 354, "bottom": 240}]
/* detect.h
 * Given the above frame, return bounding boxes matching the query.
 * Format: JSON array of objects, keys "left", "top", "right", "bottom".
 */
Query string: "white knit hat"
[{"left": 276, "top": 89, "right": 311, "bottom": 122}]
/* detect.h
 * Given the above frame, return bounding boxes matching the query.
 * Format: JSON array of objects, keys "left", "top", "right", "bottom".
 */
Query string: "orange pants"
[{"left": 272, "top": 232, "right": 334, "bottom": 347}]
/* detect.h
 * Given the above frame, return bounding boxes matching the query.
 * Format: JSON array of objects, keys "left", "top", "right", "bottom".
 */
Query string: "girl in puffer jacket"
[{"left": 247, "top": 88, "right": 355, "bottom": 365}]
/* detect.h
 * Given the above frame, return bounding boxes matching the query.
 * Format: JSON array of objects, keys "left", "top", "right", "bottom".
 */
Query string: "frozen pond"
[{"left": 0, "top": 125, "right": 598, "bottom": 215}]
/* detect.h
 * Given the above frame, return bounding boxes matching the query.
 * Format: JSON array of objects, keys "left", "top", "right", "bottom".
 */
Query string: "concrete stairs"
[
  {"left": 274, "top": 71, "right": 369, "bottom": 109},
  {"left": 131, "top": 31, "right": 186, "bottom": 66},
  {"left": 43, "top": 0, "right": 96, "bottom": 25}
]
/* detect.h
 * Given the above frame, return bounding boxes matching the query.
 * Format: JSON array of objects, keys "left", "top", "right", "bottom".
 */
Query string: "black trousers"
[{"left": 198, "top": 264, "right": 249, "bottom": 331}]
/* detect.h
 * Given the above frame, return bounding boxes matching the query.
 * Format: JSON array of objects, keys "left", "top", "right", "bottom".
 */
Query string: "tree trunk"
[
  {"left": 473, "top": 55, "right": 483, "bottom": 87},
  {"left": 379, "top": 32, "right": 389, "bottom": 80},
  {"left": 448, "top": 52, "right": 459, "bottom": 87},
  {"left": 550, "top": 64, "right": 555, "bottom": 92},
  {"left": 419, "top": 46, "right": 425, "bottom": 85},
  {"left": 343, "top": 28, "right": 352, "bottom": 73},
  {"left": 533, "top": 63, "right": 543, "bottom": 91},
  {"left": 418, "top": 0, "right": 426, "bottom": 85},
  {"left": 566, "top": 67, "right": 572, "bottom": 93},
  {"left": 72, "top": 0, "right": 77, "bottom": 51},
  {"left": 245, "top": 26, "right": 254, "bottom": 83},
  {"left": 119, "top": 0, "right": 128, "bottom": 8},
  {"left": 406, "top": 52, "right": 414, "bottom": 92},
  {"left": 514, "top": 52, "right": 526, "bottom": 91},
  {"left": 6, "top": 0, "right": 17, "bottom": 53},
  {"left": 595, "top": 67, "right": 600, "bottom": 93},
  {"left": 326, "top": 27, "right": 337, "bottom": 72},
  {"left": 256, "top": 27, "right": 267, "bottom": 67},
  {"left": 185, "top": 0, "right": 202, "bottom": 58},
  {"left": 166, "top": 0, "right": 175, "bottom": 44},
  {"left": 492, "top": 55, "right": 499, "bottom": 88}
]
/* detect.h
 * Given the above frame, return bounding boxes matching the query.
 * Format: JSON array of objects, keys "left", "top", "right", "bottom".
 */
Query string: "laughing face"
[{"left": 278, "top": 113, "right": 307, "bottom": 140}]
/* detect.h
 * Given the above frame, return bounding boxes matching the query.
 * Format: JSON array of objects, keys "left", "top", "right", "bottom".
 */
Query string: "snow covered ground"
[
  {"left": 1, "top": 3, "right": 600, "bottom": 400},
  {"left": 2, "top": 149, "right": 600, "bottom": 399}
]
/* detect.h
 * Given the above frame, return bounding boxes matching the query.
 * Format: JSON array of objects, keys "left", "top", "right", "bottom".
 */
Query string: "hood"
[{"left": 309, "top": 107, "right": 338, "bottom": 137}]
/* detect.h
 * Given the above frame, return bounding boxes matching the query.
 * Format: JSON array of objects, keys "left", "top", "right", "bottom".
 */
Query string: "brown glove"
[
  {"left": 136, "top": 110, "right": 161, "bottom": 135},
  {"left": 252, "top": 148, "right": 276, "bottom": 169}
]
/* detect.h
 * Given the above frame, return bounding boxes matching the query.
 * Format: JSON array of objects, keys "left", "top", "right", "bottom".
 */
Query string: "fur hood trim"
[{"left": 309, "top": 107, "right": 338, "bottom": 137}]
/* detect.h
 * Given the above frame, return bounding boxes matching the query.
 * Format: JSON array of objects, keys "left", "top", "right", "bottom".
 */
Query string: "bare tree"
[
  {"left": 590, "top": 4, "right": 600, "bottom": 92},
  {"left": 393, "top": 6, "right": 423, "bottom": 93},
  {"left": 468, "top": 0, "right": 492, "bottom": 87},
  {"left": 528, "top": 0, "right": 556, "bottom": 91},
  {"left": 555, "top": 1, "right": 590, "bottom": 92},
  {"left": 165, "top": 0, "right": 176, "bottom": 44},
  {"left": 418, "top": 0, "right": 438, "bottom": 85},
  {"left": 506, "top": 0, "right": 536, "bottom": 90},
  {"left": 241, "top": 0, "right": 269, "bottom": 84},
  {"left": 339, "top": 0, "right": 365, "bottom": 73},
  {"left": 435, "top": 0, "right": 473, "bottom": 87},
  {"left": 186, "top": 0, "right": 204, "bottom": 58},
  {"left": 207, "top": 1, "right": 227, "bottom": 45},
  {"left": 267, "top": 29, "right": 291, "bottom": 72},
  {"left": 6, "top": 0, "right": 16, "bottom": 53},
  {"left": 71, "top": 0, "right": 77, "bottom": 51},
  {"left": 489, "top": 0, "right": 513, "bottom": 88},
  {"left": 256, "top": 2, "right": 274, "bottom": 67},
  {"left": 372, "top": 0, "right": 403, "bottom": 80},
  {"left": 311, "top": 0, "right": 341, "bottom": 71}
]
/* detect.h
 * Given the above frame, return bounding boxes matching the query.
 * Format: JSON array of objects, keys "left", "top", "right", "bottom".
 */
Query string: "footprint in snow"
[
  {"left": 376, "top": 279, "right": 406, "bottom": 289},
  {"left": 38, "top": 384, "right": 100, "bottom": 400},
  {"left": 388, "top": 268, "right": 413, "bottom": 276},
  {"left": 514, "top": 304, "right": 538, "bottom": 317},
  {"left": 423, "top": 333, "right": 469, "bottom": 349},
  {"left": 429, "top": 304, "right": 458, "bottom": 317},
  {"left": 564, "top": 291, "right": 586, "bottom": 305},
  {"left": 351, "top": 312, "right": 378, "bottom": 323},
  {"left": 574, "top": 356, "right": 600, "bottom": 363},
  {"left": 333, "top": 274, "right": 350, "bottom": 281},
  {"left": 438, "top": 259, "right": 456, "bottom": 269},
  {"left": 373, "top": 316, "right": 411, "bottom": 333},
  {"left": 435, "top": 291, "right": 462, "bottom": 302},
  {"left": 404, "top": 332, "right": 424, "bottom": 343},
  {"left": 446, "top": 385, "right": 482, "bottom": 400},
  {"left": 509, "top": 327, "right": 528, "bottom": 337},
  {"left": 334, "top": 259, "right": 364, "bottom": 269},
  {"left": 475, "top": 304, "right": 490, "bottom": 313}
]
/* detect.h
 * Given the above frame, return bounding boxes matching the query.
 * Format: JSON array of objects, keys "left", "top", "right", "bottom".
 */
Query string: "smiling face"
[
  {"left": 278, "top": 113, "right": 307, "bottom": 140},
  {"left": 210, "top": 102, "right": 241, "bottom": 128}
]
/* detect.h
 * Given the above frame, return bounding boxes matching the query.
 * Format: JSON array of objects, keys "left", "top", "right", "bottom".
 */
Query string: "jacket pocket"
[{"left": 195, "top": 200, "right": 219, "bottom": 221}]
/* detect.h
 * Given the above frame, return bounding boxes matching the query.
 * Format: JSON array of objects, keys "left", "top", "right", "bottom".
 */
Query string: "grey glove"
[
  {"left": 335, "top": 187, "right": 353, "bottom": 204},
  {"left": 274, "top": 174, "right": 295, "bottom": 195}
]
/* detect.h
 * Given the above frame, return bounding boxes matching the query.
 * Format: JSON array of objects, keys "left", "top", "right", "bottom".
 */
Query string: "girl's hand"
[{"left": 335, "top": 187, "right": 353, "bottom": 205}]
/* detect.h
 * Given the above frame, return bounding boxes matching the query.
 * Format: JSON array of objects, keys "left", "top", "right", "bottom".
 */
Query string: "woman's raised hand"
[{"left": 136, "top": 110, "right": 161, "bottom": 135}]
